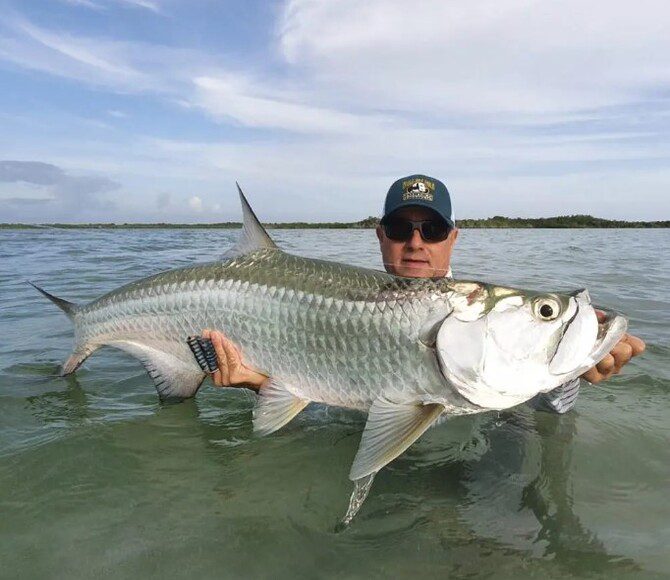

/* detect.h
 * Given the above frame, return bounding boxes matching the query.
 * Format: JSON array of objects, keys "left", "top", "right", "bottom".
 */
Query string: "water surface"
[{"left": 1, "top": 228, "right": 668, "bottom": 578}]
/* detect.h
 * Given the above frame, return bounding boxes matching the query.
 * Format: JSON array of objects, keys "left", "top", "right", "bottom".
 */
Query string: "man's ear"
[{"left": 376, "top": 224, "right": 384, "bottom": 243}]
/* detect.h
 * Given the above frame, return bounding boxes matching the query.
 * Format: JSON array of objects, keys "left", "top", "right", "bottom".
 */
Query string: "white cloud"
[
  {"left": 116, "top": 0, "right": 160, "bottom": 13},
  {"left": 141, "top": 122, "right": 670, "bottom": 221},
  {"left": 0, "top": 2, "right": 669, "bottom": 222},
  {"left": 0, "top": 20, "right": 154, "bottom": 91},
  {"left": 0, "top": 160, "right": 119, "bottom": 220},
  {"left": 278, "top": 0, "right": 670, "bottom": 115},
  {"left": 3, "top": 121, "right": 668, "bottom": 222},
  {"left": 0, "top": 18, "right": 211, "bottom": 95},
  {"left": 5, "top": 3, "right": 669, "bottom": 128},
  {"left": 192, "top": 76, "right": 390, "bottom": 134},
  {"left": 188, "top": 195, "right": 203, "bottom": 212},
  {"left": 60, "top": 0, "right": 160, "bottom": 12},
  {"left": 61, "top": 0, "right": 105, "bottom": 9},
  {"left": 0, "top": 17, "right": 395, "bottom": 135}
]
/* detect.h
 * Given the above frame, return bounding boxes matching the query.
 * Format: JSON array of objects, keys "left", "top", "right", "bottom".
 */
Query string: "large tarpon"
[{"left": 32, "top": 186, "right": 627, "bottom": 522}]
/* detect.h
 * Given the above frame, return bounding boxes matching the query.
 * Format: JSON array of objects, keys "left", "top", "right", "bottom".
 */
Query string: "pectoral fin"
[
  {"left": 253, "top": 379, "right": 309, "bottom": 436},
  {"left": 112, "top": 341, "right": 206, "bottom": 401},
  {"left": 349, "top": 398, "right": 444, "bottom": 481}
]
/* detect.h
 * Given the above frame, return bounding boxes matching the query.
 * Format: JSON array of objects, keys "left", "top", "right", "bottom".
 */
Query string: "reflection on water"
[
  {"left": 25, "top": 373, "right": 91, "bottom": 424},
  {"left": 0, "top": 228, "right": 668, "bottom": 578},
  {"left": 513, "top": 413, "right": 639, "bottom": 574}
]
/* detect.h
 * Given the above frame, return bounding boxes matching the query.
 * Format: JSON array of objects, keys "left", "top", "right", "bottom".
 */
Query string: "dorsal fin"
[{"left": 225, "top": 183, "right": 278, "bottom": 258}]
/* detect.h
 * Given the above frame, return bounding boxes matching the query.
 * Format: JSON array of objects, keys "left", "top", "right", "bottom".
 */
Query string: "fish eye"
[{"left": 533, "top": 297, "right": 561, "bottom": 321}]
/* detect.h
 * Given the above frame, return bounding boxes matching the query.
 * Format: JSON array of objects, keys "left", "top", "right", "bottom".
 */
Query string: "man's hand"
[
  {"left": 581, "top": 311, "right": 646, "bottom": 384},
  {"left": 201, "top": 329, "right": 268, "bottom": 390}
]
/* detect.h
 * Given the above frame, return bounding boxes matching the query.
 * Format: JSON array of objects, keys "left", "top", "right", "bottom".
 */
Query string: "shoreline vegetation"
[{"left": 1, "top": 215, "right": 668, "bottom": 230}]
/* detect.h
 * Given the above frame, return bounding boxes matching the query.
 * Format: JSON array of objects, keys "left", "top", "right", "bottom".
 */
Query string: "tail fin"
[
  {"left": 29, "top": 282, "right": 95, "bottom": 375},
  {"left": 28, "top": 282, "right": 78, "bottom": 320}
]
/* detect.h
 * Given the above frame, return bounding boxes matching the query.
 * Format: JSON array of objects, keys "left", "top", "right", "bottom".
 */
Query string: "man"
[{"left": 200, "top": 175, "right": 645, "bottom": 412}]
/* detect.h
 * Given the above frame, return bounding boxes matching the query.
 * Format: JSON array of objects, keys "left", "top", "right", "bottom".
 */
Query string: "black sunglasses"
[{"left": 382, "top": 217, "right": 452, "bottom": 243}]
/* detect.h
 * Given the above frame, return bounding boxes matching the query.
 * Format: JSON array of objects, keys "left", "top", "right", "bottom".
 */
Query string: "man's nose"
[{"left": 405, "top": 227, "right": 424, "bottom": 249}]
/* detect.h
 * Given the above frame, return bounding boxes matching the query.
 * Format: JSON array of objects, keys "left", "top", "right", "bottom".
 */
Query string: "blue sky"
[{"left": 0, "top": 0, "right": 669, "bottom": 223}]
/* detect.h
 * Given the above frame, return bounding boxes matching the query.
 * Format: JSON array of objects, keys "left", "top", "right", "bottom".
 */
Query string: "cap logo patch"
[{"left": 402, "top": 178, "right": 435, "bottom": 202}]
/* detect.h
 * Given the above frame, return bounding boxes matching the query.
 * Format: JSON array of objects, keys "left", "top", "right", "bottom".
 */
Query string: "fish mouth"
[
  {"left": 583, "top": 306, "right": 628, "bottom": 372},
  {"left": 549, "top": 292, "right": 628, "bottom": 379}
]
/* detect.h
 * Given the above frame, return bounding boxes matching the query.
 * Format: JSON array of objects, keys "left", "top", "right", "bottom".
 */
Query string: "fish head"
[{"left": 435, "top": 283, "right": 627, "bottom": 409}]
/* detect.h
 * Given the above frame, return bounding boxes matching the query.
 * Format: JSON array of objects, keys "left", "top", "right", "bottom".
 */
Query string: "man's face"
[{"left": 376, "top": 206, "right": 459, "bottom": 278}]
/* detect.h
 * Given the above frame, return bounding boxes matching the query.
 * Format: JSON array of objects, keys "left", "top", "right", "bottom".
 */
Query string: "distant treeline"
[
  {"left": 456, "top": 215, "right": 670, "bottom": 228},
  {"left": 1, "top": 214, "right": 668, "bottom": 229}
]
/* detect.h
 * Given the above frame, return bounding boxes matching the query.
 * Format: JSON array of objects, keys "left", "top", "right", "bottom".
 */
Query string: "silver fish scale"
[{"left": 73, "top": 249, "right": 470, "bottom": 411}]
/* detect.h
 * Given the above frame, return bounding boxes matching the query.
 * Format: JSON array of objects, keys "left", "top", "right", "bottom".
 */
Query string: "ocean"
[{"left": 1, "top": 227, "right": 668, "bottom": 579}]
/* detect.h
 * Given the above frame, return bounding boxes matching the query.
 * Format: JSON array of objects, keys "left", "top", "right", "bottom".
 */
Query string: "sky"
[{"left": 0, "top": 0, "right": 669, "bottom": 223}]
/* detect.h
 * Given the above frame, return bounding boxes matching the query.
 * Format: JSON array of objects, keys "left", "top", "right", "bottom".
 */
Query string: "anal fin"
[
  {"left": 349, "top": 398, "right": 444, "bottom": 481},
  {"left": 113, "top": 341, "right": 206, "bottom": 401},
  {"left": 253, "top": 378, "right": 309, "bottom": 436},
  {"left": 61, "top": 345, "right": 100, "bottom": 376}
]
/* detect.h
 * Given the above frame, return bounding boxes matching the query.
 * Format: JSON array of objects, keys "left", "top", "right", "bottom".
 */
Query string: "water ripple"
[{"left": 0, "top": 227, "right": 668, "bottom": 577}]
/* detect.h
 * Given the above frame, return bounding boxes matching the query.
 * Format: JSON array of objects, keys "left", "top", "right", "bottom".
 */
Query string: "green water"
[{"left": 1, "top": 228, "right": 668, "bottom": 579}]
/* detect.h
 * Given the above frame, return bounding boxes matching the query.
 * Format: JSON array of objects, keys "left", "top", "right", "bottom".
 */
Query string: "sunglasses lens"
[
  {"left": 420, "top": 221, "right": 450, "bottom": 242},
  {"left": 384, "top": 219, "right": 413, "bottom": 241},
  {"left": 384, "top": 217, "right": 451, "bottom": 242}
]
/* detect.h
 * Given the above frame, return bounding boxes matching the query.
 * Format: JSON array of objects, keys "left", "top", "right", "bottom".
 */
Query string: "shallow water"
[{"left": 0, "top": 227, "right": 668, "bottom": 579}]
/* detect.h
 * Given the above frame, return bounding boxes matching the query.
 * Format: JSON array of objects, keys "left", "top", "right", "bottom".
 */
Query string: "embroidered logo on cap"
[{"left": 402, "top": 178, "right": 435, "bottom": 202}]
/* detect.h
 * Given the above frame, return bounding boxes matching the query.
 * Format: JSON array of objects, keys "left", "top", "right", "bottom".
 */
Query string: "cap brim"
[{"left": 383, "top": 200, "right": 455, "bottom": 228}]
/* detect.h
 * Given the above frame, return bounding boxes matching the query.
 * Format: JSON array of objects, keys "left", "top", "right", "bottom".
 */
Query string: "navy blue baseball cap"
[{"left": 382, "top": 174, "right": 455, "bottom": 228}]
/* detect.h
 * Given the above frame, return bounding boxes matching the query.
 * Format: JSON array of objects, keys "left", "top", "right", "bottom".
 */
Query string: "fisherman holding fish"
[
  {"left": 34, "top": 176, "right": 647, "bottom": 523},
  {"left": 201, "top": 175, "right": 645, "bottom": 413}
]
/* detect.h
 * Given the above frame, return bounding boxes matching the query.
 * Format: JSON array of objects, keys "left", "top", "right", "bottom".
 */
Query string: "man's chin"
[{"left": 396, "top": 263, "right": 434, "bottom": 278}]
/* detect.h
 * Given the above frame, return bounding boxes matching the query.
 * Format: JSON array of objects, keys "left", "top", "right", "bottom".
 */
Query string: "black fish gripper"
[
  {"left": 199, "top": 337, "right": 220, "bottom": 373},
  {"left": 187, "top": 335, "right": 219, "bottom": 374}
]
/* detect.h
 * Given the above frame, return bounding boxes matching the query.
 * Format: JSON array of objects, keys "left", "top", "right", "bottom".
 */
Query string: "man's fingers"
[
  {"left": 221, "top": 337, "right": 269, "bottom": 388},
  {"left": 611, "top": 340, "right": 634, "bottom": 368},
  {"left": 221, "top": 337, "right": 243, "bottom": 379},
  {"left": 582, "top": 366, "right": 603, "bottom": 384},
  {"left": 583, "top": 353, "right": 615, "bottom": 384},
  {"left": 595, "top": 353, "right": 616, "bottom": 376},
  {"left": 209, "top": 331, "right": 228, "bottom": 386},
  {"left": 624, "top": 334, "right": 646, "bottom": 356},
  {"left": 581, "top": 326, "right": 645, "bottom": 385}
]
